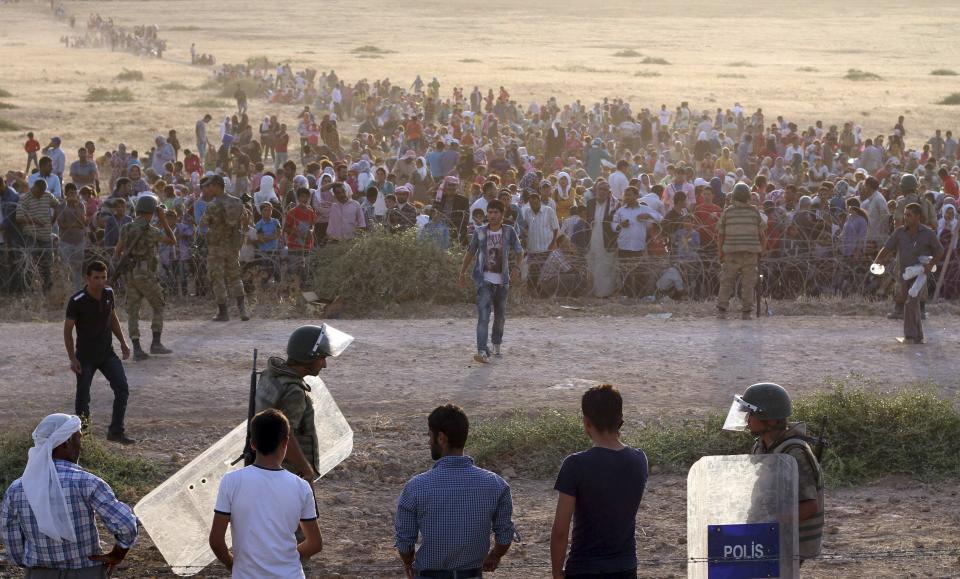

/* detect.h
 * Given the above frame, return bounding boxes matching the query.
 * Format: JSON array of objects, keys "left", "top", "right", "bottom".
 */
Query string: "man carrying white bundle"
[{"left": 1, "top": 414, "right": 138, "bottom": 578}]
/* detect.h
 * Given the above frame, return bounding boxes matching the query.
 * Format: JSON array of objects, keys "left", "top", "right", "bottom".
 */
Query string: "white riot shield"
[
  {"left": 134, "top": 376, "right": 352, "bottom": 576},
  {"left": 687, "top": 454, "right": 799, "bottom": 579}
]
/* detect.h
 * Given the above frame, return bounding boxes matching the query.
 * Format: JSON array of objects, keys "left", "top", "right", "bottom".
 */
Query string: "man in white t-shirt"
[{"left": 210, "top": 409, "right": 323, "bottom": 578}]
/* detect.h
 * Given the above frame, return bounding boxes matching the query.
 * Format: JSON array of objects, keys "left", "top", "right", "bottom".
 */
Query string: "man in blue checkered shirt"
[
  {"left": 395, "top": 404, "right": 516, "bottom": 579},
  {"left": 1, "top": 414, "right": 139, "bottom": 579}
]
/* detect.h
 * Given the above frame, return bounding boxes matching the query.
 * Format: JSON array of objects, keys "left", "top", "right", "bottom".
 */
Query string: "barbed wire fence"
[
  {"left": 0, "top": 224, "right": 954, "bottom": 311},
  {"left": 2, "top": 546, "right": 958, "bottom": 577}
]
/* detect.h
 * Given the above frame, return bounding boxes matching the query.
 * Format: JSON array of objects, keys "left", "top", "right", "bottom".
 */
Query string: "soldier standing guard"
[
  {"left": 722, "top": 383, "right": 825, "bottom": 565},
  {"left": 114, "top": 195, "right": 175, "bottom": 361},
  {"left": 254, "top": 324, "right": 354, "bottom": 479},
  {"left": 199, "top": 174, "right": 249, "bottom": 321},
  {"left": 717, "top": 182, "right": 764, "bottom": 319}
]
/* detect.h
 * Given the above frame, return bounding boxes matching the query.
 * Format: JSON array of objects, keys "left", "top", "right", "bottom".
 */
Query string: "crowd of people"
[
  {"left": 60, "top": 13, "right": 167, "bottom": 57},
  {"left": 2, "top": 75, "right": 959, "bottom": 317}
]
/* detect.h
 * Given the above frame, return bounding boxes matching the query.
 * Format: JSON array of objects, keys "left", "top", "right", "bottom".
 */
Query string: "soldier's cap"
[{"left": 200, "top": 174, "right": 225, "bottom": 188}]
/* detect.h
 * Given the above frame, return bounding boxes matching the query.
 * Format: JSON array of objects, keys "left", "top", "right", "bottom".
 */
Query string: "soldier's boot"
[
  {"left": 132, "top": 340, "right": 150, "bottom": 361},
  {"left": 237, "top": 296, "right": 250, "bottom": 321},
  {"left": 212, "top": 303, "right": 230, "bottom": 322},
  {"left": 150, "top": 331, "right": 173, "bottom": 355}
]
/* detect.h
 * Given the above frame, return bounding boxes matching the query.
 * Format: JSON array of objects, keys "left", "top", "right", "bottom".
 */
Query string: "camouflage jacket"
[
  {"left": 201, "top": 193, "right": 244, "bottom": 248},
  {"left": 118, "top": 218, "right": 164, "bottom": 272},
  {"left": 254, "top": 356, "right": 318, "bottom": 474}
]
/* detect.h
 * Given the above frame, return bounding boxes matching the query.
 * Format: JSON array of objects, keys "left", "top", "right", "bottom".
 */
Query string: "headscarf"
[
  {"left": 939, "top": 202, "right": 958, "bottom": 237},
  {"left": 23, "top": 414, "right": 83, "bottom": 542},
  {"left": 436, "top": 176, "right": 459, "bottom": 203},
  {"left": 254, "top": 174, "right": 278, "bottom": 207},
  {"left": 556, "top": 171, "right": 572, "bottom": 200},
  {"left": 416, "top": 157, "right": 428, "bottom": 180}
]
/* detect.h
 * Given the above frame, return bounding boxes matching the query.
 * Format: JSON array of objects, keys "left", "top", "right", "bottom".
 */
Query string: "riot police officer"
[
  {"left": 722, "top": 383, "right": 824, "bottom": 564},
  {"left": 114, "top": 195, "right": 175, "bottom": 360},
  {"left": 254, "top": 324, "right": 354, "bottom": 479}
]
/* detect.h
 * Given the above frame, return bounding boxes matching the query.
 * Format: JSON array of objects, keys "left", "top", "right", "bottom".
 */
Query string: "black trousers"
[{"left": 76, "top": 352, "right": 129, "bottom": 435}]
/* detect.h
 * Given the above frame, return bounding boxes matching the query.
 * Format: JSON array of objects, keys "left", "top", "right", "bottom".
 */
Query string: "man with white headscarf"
[{"left": 1, "top": 414, "right": 138, "bottom": 578}]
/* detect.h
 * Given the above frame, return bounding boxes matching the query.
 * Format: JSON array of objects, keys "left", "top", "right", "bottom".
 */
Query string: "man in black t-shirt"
[
  {"left": 551, "top": 385, "right": 648, "bottom": 579},
  {"left": 64, "top": 260, "right": 136, "bottom": 444}
]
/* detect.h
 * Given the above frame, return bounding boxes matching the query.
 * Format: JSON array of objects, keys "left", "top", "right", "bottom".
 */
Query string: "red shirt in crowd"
[
  {"left": 184, "top": 153, "right": 202, "bottom": 176},
  {"left": 285, "top": 204, "right": 315, "bottom": 250},
  {"left": 24, "top": 138, "right": 40, "bottom": 153},
  {"left": 944, "top": 175, "right": 959, "bottom": 199}
]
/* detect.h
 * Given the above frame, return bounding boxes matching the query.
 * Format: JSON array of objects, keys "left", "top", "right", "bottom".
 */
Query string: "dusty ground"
[
  {"left": 1, "top": 315, "right": 959, "bottom": 577},
  {"left": 2, "top": 0, "right": 960, "bottom": 163}
]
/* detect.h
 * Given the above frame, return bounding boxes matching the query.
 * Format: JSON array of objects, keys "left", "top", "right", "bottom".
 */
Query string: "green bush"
[
  {"left": 0, "top": 102, "right": 16, "bottom": 109},
  {"left": 471, "top": 382, "right": 960, "bottom": 485},
  {"left": 85, "top": 87, "right": 135, "bottom": 102},
  {"left": 308, "top": 229, "right": 471, "bottom": 314},
  {"left": 0, "top": 431, "right": 164, "bottom": 502},
  {"left": 115, "top": 68, "right": 144, "bottom": 81},
  {"left": 0, "top": 87, "right": 12, "bottom": 98},
  {"left": 938, "top": 92, "right": 960, "bottom": 105},
  {"left": 931, "top": 69, "right": 957, "bottom": 76}
]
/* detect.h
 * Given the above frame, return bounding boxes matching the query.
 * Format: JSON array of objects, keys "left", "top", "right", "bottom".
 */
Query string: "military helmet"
[
  {"left": 286, "top": 323, "right": 354, "bottom": 364},
  {"left": 732, "top": 182, "right": 752, "bottom": 202},
  {"left": 741, "top": 382, "right": 793, "bottom": 420},
  {"left": 899, "top": 173, "right": 918, "bottom": 193},
  {"left": 134, "top": 195, "right": 159, "bottom": 215}
]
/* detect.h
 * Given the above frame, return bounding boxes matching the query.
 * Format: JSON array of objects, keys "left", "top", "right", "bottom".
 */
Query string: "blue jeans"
[
  {"left": 75, "top": 353, "right": 130, "bottom": 435},
  {"left": 476, "top": 282, "right": 508, "bottom": 353}
]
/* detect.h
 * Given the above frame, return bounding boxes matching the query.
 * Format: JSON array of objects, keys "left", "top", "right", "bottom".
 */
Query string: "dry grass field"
[{"left": 1, "top": 0, "right": 960, "bottom": 165}]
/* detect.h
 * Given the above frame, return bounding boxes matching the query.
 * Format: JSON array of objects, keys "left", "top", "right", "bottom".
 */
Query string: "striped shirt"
[
  {"left": 395, "top": 455, "right": 515, "bottom": 572},
  {"left": 719, "top": 202, "right": 762, "bottom": 254},
  {"left": 1, "top": 460, "right": 138, "bottom": 569},
  {"left": 17, "top": 191, "right": 60, "bottom": 238}
]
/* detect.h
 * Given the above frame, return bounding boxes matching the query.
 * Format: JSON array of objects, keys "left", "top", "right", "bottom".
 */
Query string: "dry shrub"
[
  {"left": 308, "top": 230, "right": 471, "bottom": 315},
  {"left": 0, "top": 117, "right": 22, "bottom": 131},
  {"left": 85, "top": 87, "right": 135, "bottom": 102},
  {"left": 351, "top": 45, "right": 395, "bottom": 55},
  {"left": 931, "top": 69, "right": 957, "bottom": 76},
  {"left": 938, "top": 93, "right": 960, "bottom": 105},
  {"left": 613, "top": 49, "right": 642, "bottom": 58},
  {"left": 0, "top": 88, "right": 11, "bottom": 98},
  {"left": 115, "top": 68, "right": 144, "bottom": 81},
  {"left": 0, "top": 102, "right": 16, "bottom": 109},
  {"left": 845, "top": 68, "right": 882, "bottom": 81},
  {"left": 634, "top": 70, "right": 661, "bottom": 77},
  {"left": 642, "top": 56, "right": 670, "bottom": 65}
]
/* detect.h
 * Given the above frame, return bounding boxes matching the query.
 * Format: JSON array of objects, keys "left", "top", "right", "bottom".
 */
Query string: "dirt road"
[{"left": 1, "top": 315, "right": 958, "bottom": 578}]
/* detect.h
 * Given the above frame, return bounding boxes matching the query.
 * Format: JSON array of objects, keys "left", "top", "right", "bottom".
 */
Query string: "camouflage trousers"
[
  {"left": 207, "top": 243, "right": 245, "bottom": 303},
  {"left": 126, "top": 270, "right": 164, "bottom": 340},
  {"left": 717, "top": 251, "right": 759, "bottom": 313}
]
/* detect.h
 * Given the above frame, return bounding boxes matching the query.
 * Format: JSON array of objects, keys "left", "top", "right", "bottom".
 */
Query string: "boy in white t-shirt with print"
[{"left": 209, "top": 409, "right": 323, "bottom": 578}]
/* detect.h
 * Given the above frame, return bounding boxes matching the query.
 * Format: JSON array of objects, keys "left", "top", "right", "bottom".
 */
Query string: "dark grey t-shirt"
[
  {"left": 883, "top": 225, "right": 943, "bottom": 271},
  {"left": 554, "top": 446, "right": 648, "bottom": 574}
]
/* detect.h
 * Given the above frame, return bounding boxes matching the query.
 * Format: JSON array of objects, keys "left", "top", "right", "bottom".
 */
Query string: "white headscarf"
[
  {"left": 23, "top": 414, "right": 83, "bottom": 542},
  {"left": 254, "top": 174, "right": 278, "bottom": 207},
  {"left": 938, "top": 203, "right": 957, "bottom": 238},
  {"left": 556, "top": 171, "right": 572, "bottom": 200}
]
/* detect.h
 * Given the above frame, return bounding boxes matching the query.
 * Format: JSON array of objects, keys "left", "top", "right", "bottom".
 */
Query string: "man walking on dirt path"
[
  {"left": 872, "top": 202, "right": 943, "bottom": 344},
  {"left": 395, "top": 404, "right": 515, "bottom": 579},
  {"left": 458, "top": 200, "right": 523, "bottom": 364},
  {"left": 64, "top": 261, "right": 136, "bottom": 445}
]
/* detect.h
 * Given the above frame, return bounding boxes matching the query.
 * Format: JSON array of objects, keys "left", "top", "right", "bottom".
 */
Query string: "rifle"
[
  {"left": 231, "top": 349, "right": 259, "bottom": 466},
  {"left": 812, "top": 416, "right": 829, "bottom": 464}
]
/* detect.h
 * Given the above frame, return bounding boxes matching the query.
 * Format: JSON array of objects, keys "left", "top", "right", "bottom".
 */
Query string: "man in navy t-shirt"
[{"left": 550, "top": 385, "right": 648, "bottom": 579}]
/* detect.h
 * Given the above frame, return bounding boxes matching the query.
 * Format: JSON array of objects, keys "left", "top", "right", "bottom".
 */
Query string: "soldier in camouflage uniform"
[
  {"left": 724, "top": 383, "right": 825, "bottom": 564},
  {"left": 114, "top": 195, "right": 175, "bottom": 360},
  {"left": 199, "top": 174, "right": 249, "bottom": 321},
  {"left": 254, "top": 324, "right": 354, "bottom": 478}
]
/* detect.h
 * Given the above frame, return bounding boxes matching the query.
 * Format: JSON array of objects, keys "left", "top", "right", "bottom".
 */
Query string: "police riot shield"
[
  {"left": 687, "top": 454, "right": 799, "bottom": 579},
  {"left": 134, "top": 376, "right": 352, "bottom": 576}
]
